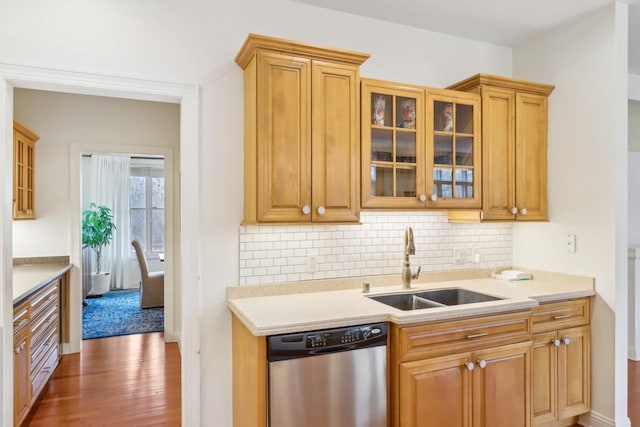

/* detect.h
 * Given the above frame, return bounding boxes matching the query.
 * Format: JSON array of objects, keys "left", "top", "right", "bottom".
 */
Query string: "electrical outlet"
[
  {"left": 565, "top": 234, "right": 576, "bottom": 253},
  {"left": 305, "top": 256, "right": 317, "bottom": 273},
  {"left": 453, "top": 248, "right": 469, "bottom": 264}
]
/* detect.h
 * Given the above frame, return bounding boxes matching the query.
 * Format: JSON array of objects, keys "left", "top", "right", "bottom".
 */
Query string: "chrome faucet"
[{"left": 401, "top": 227, "right": 421, "bottom": 289}]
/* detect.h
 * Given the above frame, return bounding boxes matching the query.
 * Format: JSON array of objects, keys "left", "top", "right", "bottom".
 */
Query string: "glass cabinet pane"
[
  {"left": 396, "top": 132, "right": 416, "bottom": 163},
  {"left": 454, "top": 169, "right": 473, "bottom": 199},
  {"left": 371, "top": 93, "right": 393, "bottom": 127},
  {"left": 397, "top": 97, "right": 416, "bottom": 129},
  {"left": 433, "top": 167, "right": 453, "bottom": 198},
  {"left": 370, "top": 165, "right": 393, "bottom": 197},
  {"left": 434, "top": 135, "right": 453, "bottom": 165},
  {"left": 397, "top": 167, "right": 417, "bottom": 197},
  {"left": 434, "top": 101, "right": 454, "bottom": 132},
  {"left": 455, "top": 137, "right": 473, "bottom": 166},
  {"left": 455, "top": 104, "right": 474, "bottom": 134},
  {"left": 371, "top": 129, "right": 393, "bottom": 162}
]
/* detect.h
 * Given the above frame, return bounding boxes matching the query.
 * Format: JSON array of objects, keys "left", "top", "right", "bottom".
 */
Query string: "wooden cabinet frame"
[
  {"left": 236, "top": 34, "right": 368, "bottom": 224},
  {"left": 13, "top": 121, "right": 39, "bottom": 220}
]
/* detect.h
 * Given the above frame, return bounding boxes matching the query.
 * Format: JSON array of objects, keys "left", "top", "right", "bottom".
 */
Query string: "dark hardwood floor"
[{"left": 26, "top": 332, "right": 181, "bottom": 426}]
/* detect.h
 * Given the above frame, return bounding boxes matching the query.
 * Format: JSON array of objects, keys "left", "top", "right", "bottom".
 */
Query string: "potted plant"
[{"left": 82, "top": 203, "right": 116, "bottom": 295}]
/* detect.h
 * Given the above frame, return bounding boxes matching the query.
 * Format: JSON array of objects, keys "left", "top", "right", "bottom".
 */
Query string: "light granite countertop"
[
  {"left": 227, "top": 269, "right": 595, "bottom": 336},
  {"left": 13, "top": 262, "right": 72, "bottom": 304}
]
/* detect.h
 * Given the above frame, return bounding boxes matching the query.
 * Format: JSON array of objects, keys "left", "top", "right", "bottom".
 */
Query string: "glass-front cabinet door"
[
  {"left": 361, "top": 79, "right": 426, "bottom": 208},
  {"left": 426, "top": 88, "right": 481, "bottom": 208}
]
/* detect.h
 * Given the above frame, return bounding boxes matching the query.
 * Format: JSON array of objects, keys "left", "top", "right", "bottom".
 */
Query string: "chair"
[{"left": 131, "top": 240, "right": 164, "bottom": 308}]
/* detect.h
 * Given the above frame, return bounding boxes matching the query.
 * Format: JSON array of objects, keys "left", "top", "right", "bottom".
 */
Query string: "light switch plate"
[{"left": 565, "top": 234, "right": 576, "bottom": 253}]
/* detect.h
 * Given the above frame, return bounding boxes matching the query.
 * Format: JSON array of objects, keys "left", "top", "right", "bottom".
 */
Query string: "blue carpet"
[{"left": 82, "top": 289, "right": 164, "bottom": 340}]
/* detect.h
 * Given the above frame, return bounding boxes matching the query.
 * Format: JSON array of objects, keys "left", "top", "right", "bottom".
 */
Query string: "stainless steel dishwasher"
[{"left": 268, "top": 323, "right": 387, "bottom": 427}]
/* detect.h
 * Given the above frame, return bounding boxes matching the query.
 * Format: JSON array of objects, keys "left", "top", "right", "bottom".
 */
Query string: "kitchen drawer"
[
  {"left": 13, "top": 301, "right": 29, "bottom": 335},
  {"left": 30, "top": 339, "right": 58, "bottom": 405},
  {"left": 532, "top": 298, "right": 590, "bottom": 333},
  {"left": 30, "top": 303, "right": 57, "bottom": 343},
  {"left": 31, "top": 322, "right": 58, "bottom": 373},
  {"left": 30, "top": 310, "right": 57, "bottom": 361},
  {"left": 29, "top": 281, "right": 59, "bottom": 320},
  {"left": 397, "top": 310, "right": 532, "bottom": 361}
]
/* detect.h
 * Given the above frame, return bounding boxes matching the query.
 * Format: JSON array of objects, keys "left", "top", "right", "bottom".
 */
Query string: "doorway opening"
[{"left": 81, "top": 153, "right": 167, "bottom": 340}]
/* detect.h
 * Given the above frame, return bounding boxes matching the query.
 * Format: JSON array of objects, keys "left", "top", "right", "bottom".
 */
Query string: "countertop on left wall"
[{"left": 13, "top": 256, "right": 72, "bottom": 304}]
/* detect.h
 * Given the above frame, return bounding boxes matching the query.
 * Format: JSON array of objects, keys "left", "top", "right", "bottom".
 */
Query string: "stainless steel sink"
[{"left": 367, "top": 287, "right": 502, "bottom": 311}]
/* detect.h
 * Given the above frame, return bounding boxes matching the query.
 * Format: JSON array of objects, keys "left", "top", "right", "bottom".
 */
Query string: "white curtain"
[{"left": 90, "top": 155, "right": 131, "bottom": 290}]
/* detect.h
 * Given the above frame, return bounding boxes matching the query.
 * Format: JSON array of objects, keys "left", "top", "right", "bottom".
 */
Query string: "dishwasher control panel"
[{"left": 268, "top": 323, "right": 388, "bottom": 361}]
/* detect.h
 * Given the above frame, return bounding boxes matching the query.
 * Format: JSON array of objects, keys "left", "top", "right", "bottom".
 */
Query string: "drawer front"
[
  {"left": 31, "top": 321, "right": 58, "bottom": 371},
  {"left": 532, "top": 298, "right": 590, "bottom": 333},
  {"left": 30, "top": 341, "right": 59, "bottom": 404},
  {"left": 398, "top": 310, "right": 532, "bottom": 361},
  {"left": 30, "top": 281, "right": 59, "bottom": 320},
  {"left": 13, "top": 302, "right": 29, "bottom": 335},
  {"left": 30, "top": 303, "right": 58, "bottom": 343}
]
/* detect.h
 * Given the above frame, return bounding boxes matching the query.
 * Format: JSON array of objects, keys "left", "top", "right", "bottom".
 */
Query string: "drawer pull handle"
[
  {"left": 553, "top": 314, "right": 572, "bottom": 320},
  {"left": 466, "top": 332, "right": 489, "bottom": 339}
]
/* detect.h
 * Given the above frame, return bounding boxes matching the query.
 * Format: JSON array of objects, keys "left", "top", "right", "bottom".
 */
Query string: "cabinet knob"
[
  {"left": 563, "top": 338, "right": 571, "bottom": 346},
  {"left": 510, "top": 207, "right": 518, "bottom": 215},
  {"left": 477, "top": 359, "right": 487, "bottom": 369},
  {"left": 553, "top": 339, "right": 561, "bottom": 347},
  {"left": 430, "top": 194, "right": 438, "bottom": 202},
  {"left": 419, "top": 194, "right": 427, "bottom": 202},
  {"left": 520, "top": 208, "right": 528, "bottom": 215},
  {"left": 302, "top": 205, "right": 311, "bottom": 215},
  {"left": 317, "top": 206, "right": 326, "bottom": 215},
  {"left": 465, "top": 361, "right": 475, "bottom": 371},
  {"left": 14, "top": 346, "right": 20, "bottom": 354}
]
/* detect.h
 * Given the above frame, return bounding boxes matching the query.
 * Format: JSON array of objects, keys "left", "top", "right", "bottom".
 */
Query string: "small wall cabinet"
[
  {"left": 13, "top": 121, "right": 39, "bottom": 220},
  {"left": 361, "top": 79, "right": 481, "bottom": 210},
  {"left": 448, "top": 74, "right": 554, "bottom": 221},
  {"left": 236, "top": 34, "right": 369, "bottom": 224}
]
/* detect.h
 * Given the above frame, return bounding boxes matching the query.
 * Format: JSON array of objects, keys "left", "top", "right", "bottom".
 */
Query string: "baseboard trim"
[
  {"left": 628, "top": 345, "right": 640, "bottom": 360},
  {"left": 578, "top": 411, "right": 630, "bottom": 427}
]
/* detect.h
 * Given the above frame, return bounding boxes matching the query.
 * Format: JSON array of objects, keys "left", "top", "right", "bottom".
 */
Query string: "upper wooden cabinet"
[
  {"left": 448, "top": 74, "right": 554, "bottom": 221},
  {"left": 236, "top": 34, "right": 369, "bottom": 224},
  {"left": 13, "top": 121, "right": 39, "bottom": 220},
  {"left": 361, "top": 79, "right": 480, "bottom": 210}
]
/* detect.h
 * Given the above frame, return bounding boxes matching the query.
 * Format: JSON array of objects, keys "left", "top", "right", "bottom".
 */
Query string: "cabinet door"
[
  {"left": 14, "top": 333, "right": 30, "bottom": 426},
  {"left": 480, "top": 87, "right": 516, "bottom": 220},
  {"left": 472, "top": 341, "right": 531, "bottom": 427},
  {"left": 361, "top": 79, "right": 425, "bottom": 209},
  {"left": 532, "top": 331, "right": 558, "bottom": 425},
  {"left": 558, "top": 326, "right": 590, "bottom": 418},
  {"left": 399, "top": 352, "right": 471, "bottom": 427},
  {"left": 515, "top": 93, "right": 548, "bottom": 221},
  {"left": 256, "top": 51, "right": 312, "bottom": 223},
  {"left": 426, "top": 88, "right": 481, "bottom": 209},
  {"left": 311, "top": 61, "right": 360, "bottom": 222},
  {"left": 13, "top": 130, "right": 36, "bottom": 220}
]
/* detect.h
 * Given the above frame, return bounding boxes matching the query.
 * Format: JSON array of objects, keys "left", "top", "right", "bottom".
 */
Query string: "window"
[{"left": 130, "top": 165, "right": 164, "bottom": 255}]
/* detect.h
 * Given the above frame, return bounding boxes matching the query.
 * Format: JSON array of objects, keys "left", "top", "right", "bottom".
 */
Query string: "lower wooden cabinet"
[
  {"left": 13, "top": 303, "right": 30, "bottom": 427},
  {"left": 532, "top": 326, "right": 590, "bottom": 424},
  {"left": 398, "top": 341, "right": 531, "bottom": 427},
  {"left": 13, "top": 278, "right": 62, "bottom": 426}
]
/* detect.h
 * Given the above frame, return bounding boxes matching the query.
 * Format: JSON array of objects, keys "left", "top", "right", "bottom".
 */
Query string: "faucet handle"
[{"left": 412, "top": 266, "right": 421, "bottom": 280}]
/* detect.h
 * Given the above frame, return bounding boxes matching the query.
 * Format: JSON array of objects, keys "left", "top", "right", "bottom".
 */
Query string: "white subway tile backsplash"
[{"left": 238, "top": 211, "right": 512, "bottom": 285}]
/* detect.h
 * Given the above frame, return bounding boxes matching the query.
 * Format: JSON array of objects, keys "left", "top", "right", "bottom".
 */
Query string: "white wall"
[
  {"left": 630, "top": 101, "right": 640, "bottom": 152},
  {"left": 12, "top": 89, "right": 180, "bottom": 257},
  {"left": 513, "top": 3, "right": 627, "bottom": 425}
]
